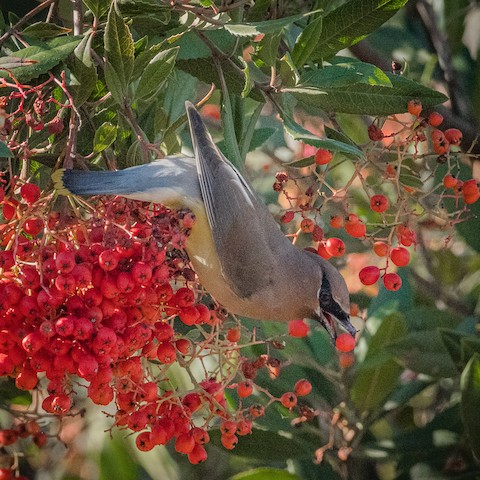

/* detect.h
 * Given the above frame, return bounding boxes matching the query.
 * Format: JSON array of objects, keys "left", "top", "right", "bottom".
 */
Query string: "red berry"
[
  {"left": 444, "top": 128, "right": 462, "bottom": 146},
  {"left": 280, "top": 392, "right": 297, "bottom": 409},
  {"left": 188, "top": 444, "right": 208, "bottom": 464},
  {"left": 325, "top": 237, "right": 346, "bottom": 257},
  {"left": 23, "top": 216, "right": 44, "bottom": 236},
  {"left": 280, "top": 211, "right": 295, "bottom": 223},
  {"left": 136, "top": 431, "right": 154, "bottom": 452},
  {"left": 368, "top": 124, "right": 384, "bottom": 141},
  {"left": 462, "top": 179, "right": 479, "bottom": 196},
  {"left": 317, "top": 242, "right": 332, "bottom": 259},
  {"left": 175, "top": 338, "right": 192, "bottom": 355},
  {"left": 20, "top": 183, "right": 41, "bottom": 203},
  {"left": 428, "top": 112, "right": 443, "bottom": 127},
  {"left": 226, "top": 327, "right": 241, "bottom": 343},
  {"left": 370, "top": 194, "right": 389, "bottom": 213},
  {"left": 175, "top": 432, "right": 195, "bottom": 454},
  {"left": 359, "top": 266, "right": 380, "bottom": 285},
  {"left": 390, "top": 247, "right": 410, "bottom": 267},
  {"left": 329, "top": 215, "right": 343, "bottom": 228},
  {"left": 373, "top": 241, "right": 389, "bottom": 257},
  {"left": 443, "top": 174, "right": 457, "bottom": 189},
  {"left": 288, "top": 319, "right": 309, "bottom": 338},
  {"left": 221, "top": 433, "right": 238, "bottom": 450},
  {"left": 407, "top": 99, "right": 422, "bottom": 116},
  {"left": 335, "top": 333, "right": 355, "bottom": 352},
  {"left": 383, "top": 272, "right": 402, "bottom": 291},
  {"left": 314, "top": 148, "right": 333, "bottom": 165},
  {"left": 294, "top": 379, "right": 312, "bottom": 397},
  {"left": 157, "top": 342, "right": 176, "bottom": 364},
  {"left": 300, "top": 218, "right": 315, "bottom": 233},
  {"left": 344, "top": 217, "right": 366, "bottom": 238},
  {"left": 237, "top": 380, "right": 254, "bottom": 398}
]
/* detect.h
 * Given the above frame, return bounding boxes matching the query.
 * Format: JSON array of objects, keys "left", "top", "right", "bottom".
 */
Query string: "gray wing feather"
[{"left": 186, "top": 102, "right": 286, "bottom": 298}]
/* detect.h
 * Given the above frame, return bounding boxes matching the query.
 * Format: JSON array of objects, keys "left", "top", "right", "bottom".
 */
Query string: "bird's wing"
[{"left": 186, "top": 102, "right": 284, "bottom": 299}]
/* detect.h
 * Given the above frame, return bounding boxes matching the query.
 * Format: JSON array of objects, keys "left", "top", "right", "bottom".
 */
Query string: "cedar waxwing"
[{"left": 52, "top": 102, "right": 356, "bottom": 340}]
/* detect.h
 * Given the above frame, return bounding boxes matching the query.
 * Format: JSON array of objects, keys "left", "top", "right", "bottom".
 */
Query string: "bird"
[{"left": 52, "top": 101, "right": 356, "bottom": 341}]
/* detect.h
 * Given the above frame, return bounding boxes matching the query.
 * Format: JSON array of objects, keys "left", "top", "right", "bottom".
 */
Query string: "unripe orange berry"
[
  {"left": 407, "top": 99, "right": 422, "bottom": 116},
  {"left": 294, "top": 379, "right": 312, "bottom": 397},
  {"left": 428, "top": 111, "right": 443, "bottom": 127},
  {"left": 443, "top": 174, "right": 457, "bottom": 189},
  {"left": 280, "top": 392, "right": 297, "bottom": 409},
  {"left": 373, "top": 241, "right": 389, "bottom": 257},
  {"left": 300, "top": 218, "right": 315, "bottom": 233},
  {"left": 226, "top": 327, "right": 241, "bottom": 343},
  {"left": 329, "top": 215, "right": 343, "bottom": 228},
  {"left": 237, "top": 380, "right": 254, "bottom": 398},
  {"left": 314, "top": 148, "right": 333, "bottom": 165}
]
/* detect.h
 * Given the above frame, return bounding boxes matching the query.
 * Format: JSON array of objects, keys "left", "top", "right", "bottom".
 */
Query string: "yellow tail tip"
[{"left": 51, "top": 168, "right": 71, "bottom": 196}]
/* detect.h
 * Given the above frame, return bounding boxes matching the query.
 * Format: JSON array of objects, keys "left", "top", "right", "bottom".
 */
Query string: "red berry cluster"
[
  {"left": 0, "top": 180, "right": 318, "bottom": 467},
  {"left": 274, "top": 99, "right": 478, "bottom": 295}
]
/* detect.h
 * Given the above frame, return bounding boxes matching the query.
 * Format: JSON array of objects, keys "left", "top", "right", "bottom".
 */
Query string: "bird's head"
[{"left": 313, "top": 259, "right": 356, "bottom": 342}]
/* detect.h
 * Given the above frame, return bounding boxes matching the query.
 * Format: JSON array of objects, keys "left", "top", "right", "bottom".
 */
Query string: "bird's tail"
[{"left": 52, "top": 168, "right": 137, "bottom": 196}]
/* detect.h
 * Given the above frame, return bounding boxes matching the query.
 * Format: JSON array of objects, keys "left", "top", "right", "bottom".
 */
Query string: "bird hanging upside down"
[{"left": 52, "top": 102, "right": 356, "bottom": 341}]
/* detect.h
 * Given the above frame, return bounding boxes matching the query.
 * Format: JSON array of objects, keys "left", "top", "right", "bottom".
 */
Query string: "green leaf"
[
  {"left": 93, "top": 122, "right": 118, "bottom": 153},
  {"left": 0, "top": 379, "right": 32, "bottom": 407},
  {"left": 388, "top": 309, "right": 461, "bottom": 378},
  {"left": 0, "top": 141, "right": 14, "bottom": 158},
  {"left": 312, "top": 0, "right": 409, "bottom": 60},
  {"left": 117, "top": 0, "right": 170, "bottom": 17},
  {"left": 23, "top": 22, "right": 71, "bottom": 39},
  {"left": 210, "top": 428, "right": 312, "bottom": 460},
  {"left": 176, "top": 58, "right": 264, "bottom": 103},
  {"left": 0, "top": 36, "right": 81, "bottom": 83},
  {"left": 104, "top": 61, "right": 127, "bottom": 105},
  {"left": 283, "top": 72, "right": 447, "bottom": 115},
  {"left": 281, "top": 114, "right": 364, "bottom": 158},
  {"left": 104, "top": 2, "right": 134, "bottom": 95},
  {"left": 252, "top": 32, "right": 282, "bottom": 67},
  {"left": 83, "top": 0, "right": 111, "bottom": 18},
  {"left": 440, "top": 328, "right": 465, "bottom": 370},
  {"left": 351, "top": 312, "right": 407, "bottom": 413},
  {"left": 99, "top": 433, "right": 139, "bottom": 480},
  {"left": 292, "top": 14, "right": 323, "bottom": 67},
  {"left": 460, "top": 354, "right": 480, "bottom": 458},
  {"left": 68, "top": 33, "right": 97, "bottom": 107},
  {"left": 135, "top": 47, "right": 178, "bottom": 99},
  {"left": 285, "top": 156, "right": 315, "bottom": 168},
  {"left": 229, "top": 468, "right": 303, "bottom": 480},
  {"left": 224, "top": 10, "right": 320, "bottom": 37}
]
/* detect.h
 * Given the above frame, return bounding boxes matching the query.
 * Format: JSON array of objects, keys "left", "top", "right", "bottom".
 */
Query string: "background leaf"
[{"left": 460, "top": 354, "right": 480, "bottom": 458}]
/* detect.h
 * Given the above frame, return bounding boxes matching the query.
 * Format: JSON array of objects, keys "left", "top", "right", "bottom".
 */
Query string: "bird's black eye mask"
[
  {"left": 318, "top": 276, "right": 348, "bottom": 322},
  {"left": 318, "top": 276, "right": 356, "bottom": 338}
]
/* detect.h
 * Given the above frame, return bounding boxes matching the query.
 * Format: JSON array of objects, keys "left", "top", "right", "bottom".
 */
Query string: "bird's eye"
[{"left": 319, "top": 289, "right": 331, "bottom": 304}]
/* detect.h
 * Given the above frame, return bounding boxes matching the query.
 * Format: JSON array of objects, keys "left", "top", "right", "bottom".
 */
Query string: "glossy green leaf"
[
  {"left": 104, "top": 61, "right": 127, "bottom": 105},
  {"left": 99, "top": 434, "right": 139, "bottom": 480},
  {"left": 0, "top": 37, "right": 81, "bottom": 82},
  {"left": 23, "top": 22, "right": 71, "bottom": 39},
  {"left": 460, "top": 354, "right": 480, "bottom": 458},
  {"left": 104, "top": 2, "right": 134, "bottom": 93},
  {"left": 312, "top": 0, "right": 409, "bottom": 60},
  {"left": 68, "top": 33, "right": 97, "bottom": 107},
  {"left": 282, "top": 114, "right": 364, "bottom": 158},
  {"left": 229, "top": 468, "right": 303, "bottom": 480},
  {"left": 351, "top": 312, "right": 407, "bottom": 413},
  {"left": 93, "top": 122, "right": 118, "bottom": 153},
  {"left": 0, "top": 379, "right": 31, "bottom": 407},
  {"left": 135, "top": 47, "right": 178, "bottom": 99},
  {"left": 292, "top": 14, "right": 323, "bottom": 67},
  {"left": 0, "top": 141, "right": 14, "bottom": 158},
  {"left": 83, "top": 0, "right": 111, "bottom": 18},
  {"left": 224, "top": 10, "right": 320, "bottom": 37},
  {"left": 284, "top": 72, "right": 447, "bottom": 115},
  {"left": 210, "top": 428, "right": 312, "bottom": 460}
]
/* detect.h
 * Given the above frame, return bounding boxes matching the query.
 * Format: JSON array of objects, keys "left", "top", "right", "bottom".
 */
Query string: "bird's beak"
[{"left": 314, "top": 309, "right": 357, "bottom": 342}]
